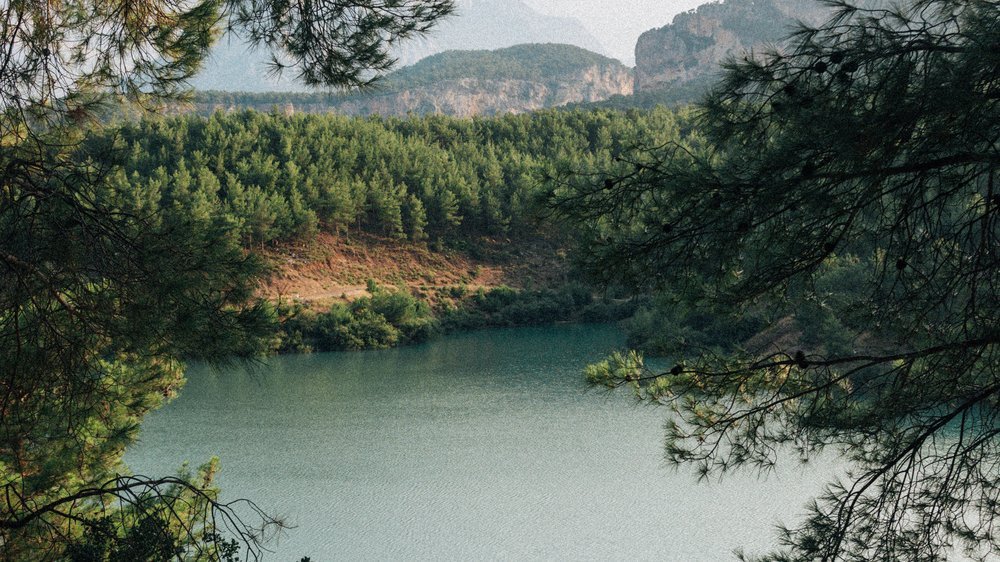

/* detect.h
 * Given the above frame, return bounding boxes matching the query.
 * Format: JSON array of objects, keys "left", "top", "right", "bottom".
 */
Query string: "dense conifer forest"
[
  {"left": 97, "top": 108, "right": 682, "bottom": 248},
  {"left": 82, "top": 106, "right": 872, "bottom": 356},
  {"left": 81, "top": 108, "right": 680, "bottom": 353}
]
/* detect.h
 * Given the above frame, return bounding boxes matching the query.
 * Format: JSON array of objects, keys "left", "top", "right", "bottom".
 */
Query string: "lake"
[{"left": 125, "top": 324, "right": 836, "bottom": 561}]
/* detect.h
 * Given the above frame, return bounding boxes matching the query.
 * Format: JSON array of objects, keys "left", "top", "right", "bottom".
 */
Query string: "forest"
[
  {"left": 98, "top": 108, "right": 681, "bottom": 247},
  {"left": 83, "top": 108, "right": 677, "bottom": 353},
  {"left": 92, "top": 106, "right": 865, "bottom": 358},
  {"left": 3, "top": 0, "right": 998, "bottom": 560}
]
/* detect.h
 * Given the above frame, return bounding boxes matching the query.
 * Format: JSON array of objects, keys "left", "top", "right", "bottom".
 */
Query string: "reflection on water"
[{"left": 126, "top": 324, "right": 836, "bottom": 561}]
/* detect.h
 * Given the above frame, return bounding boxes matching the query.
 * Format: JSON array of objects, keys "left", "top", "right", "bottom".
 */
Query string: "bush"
[
  {"left": 441, "top": 283, "right": 619, "bottom": 331},
  {"left": 275, "top": 286, "right": 438, "bottom": 352},
  {"left": 277, "top": 282, "right": 620, "bottom": 354}
]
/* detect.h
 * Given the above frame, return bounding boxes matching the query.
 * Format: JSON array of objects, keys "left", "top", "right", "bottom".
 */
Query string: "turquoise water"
[{"left": 125, "top": 325, "right": 834, "bottom": 561}]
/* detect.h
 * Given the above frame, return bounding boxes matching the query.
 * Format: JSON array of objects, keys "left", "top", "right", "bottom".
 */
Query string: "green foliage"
[
  {"left": 379, "top": 43, "right": 626, "bottom": 90},
  {"left": 0, "top": 0, "right": 453, "bottom": 557},
  {"left": 278, "top": 286, "right": 437, "bottom": 353},
  {"left": 404, "top": 194, "right": 429, "bottom": 242},
  {"left": 227, "top": 1, "right": 455, "bottom": 89},
  {"left": 91, "top": 107, "right": 685, "bottom": 250},
  {"left": 552, "top": 0, "right": 1000, "bottom": 559},
  {"left": 66, "top": 516, "right": 181, "bottom": 562},
  {"left": 440, "top": 283, "right": 630, "bottom": 331},
  {"left": 622, "top": 293, "right": 766, "bottom": 357},
  {"left": 275, "top": 281, "right": 633, "bottom": 354},
  {"left": 584, "top": 350, "right": 645, "bottom": 389},
  {"left": 62, "top": 462, "right": 230, "bottom": 562},
  {"left": 620, "top": 252, "right": 871, "bottom": 359},
  {"left": 0, "top": 137, "right": 277, "bottom": 558}
]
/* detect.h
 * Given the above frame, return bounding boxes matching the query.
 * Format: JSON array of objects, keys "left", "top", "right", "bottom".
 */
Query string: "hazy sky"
[{"left": 522, "top": 0, "right": 706, "bottom": 64}]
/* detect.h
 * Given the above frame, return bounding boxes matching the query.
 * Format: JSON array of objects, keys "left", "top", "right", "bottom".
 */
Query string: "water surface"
[{"left": 126, "top": 325, "right": 834, "bottom": 561}]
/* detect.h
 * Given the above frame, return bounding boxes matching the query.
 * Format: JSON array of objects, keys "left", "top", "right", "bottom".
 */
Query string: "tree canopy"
[
  {"left": 0, "top": 0, "right": 452, "bottom": 559},
  {"left": 551, "top": 0, "right": 1000, "bottom": 559}
]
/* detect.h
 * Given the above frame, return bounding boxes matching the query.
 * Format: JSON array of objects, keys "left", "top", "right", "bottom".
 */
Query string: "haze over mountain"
[
  {"left": 523, "top": 0, "right": 704, "bottom": 66},
  {"left": 190, "top": 0, "right": 608, "bottom": 93},
  {"left": 189, "top": 0, "right": 845, "bottom": 105},
  {"left": 392, "top": 0, "right": 608, "bottom": 66},
  {"left": 192, "top": 44, "right": 633, "bottom": 117}
]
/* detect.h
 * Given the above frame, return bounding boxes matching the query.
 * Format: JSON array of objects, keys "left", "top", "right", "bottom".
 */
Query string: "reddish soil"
[{"left": 260, "top": 232, "right": 570, "bottom": 307}]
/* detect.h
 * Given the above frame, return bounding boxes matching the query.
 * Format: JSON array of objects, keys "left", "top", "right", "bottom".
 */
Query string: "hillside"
[
  {"left": 91, "top": 105, "right": 684, "bottom": 349},
  {"left": 379, "top": 44, "right": 621, "bottom": 90},
  {"left": 190, "top": 0, "right": 607, "bottom": 93},
  {"left": 633, "top": 0, "right": 830, "bottom": 101},
  {"left": 263, "top": 233, "right": 571, "bottom": 308},
  {"left": 190, "top": 44, "right": 633, "bottom": 117}
]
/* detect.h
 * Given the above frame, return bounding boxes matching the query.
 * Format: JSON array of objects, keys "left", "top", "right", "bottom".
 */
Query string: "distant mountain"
[
  {"left": 633, "top": 0, "right": 832, "bottom": 102},
  {"left": 189, "top": 44, "right": 633, "bottom": 117},
  {"left": 380, "top": 44, "right": 619, "bottom": 90},
  {"left": 522, "top": 0, "right": 707, "bottom": 66},
  {"left": 190, "top": 0, "right": 608, "bottom": 93},
  {"left": 395, "top": 0, "right": 608, "bottom": 66}
]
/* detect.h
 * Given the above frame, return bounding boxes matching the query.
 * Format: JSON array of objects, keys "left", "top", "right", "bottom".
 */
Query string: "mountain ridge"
[
  {"left": 634, "top": 0, "right": 831, "bottom": 97},
  {"left": 190, "top": 0, "right": 609, "bottom": 93},
  {"left": 189, "top": 44, "right": 633, "bottom": 117}
]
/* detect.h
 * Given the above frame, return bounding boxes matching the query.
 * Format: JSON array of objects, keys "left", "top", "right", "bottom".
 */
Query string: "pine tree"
[
  {"left": 435, "top": 189, "right": 463, "bottom": 231},
  {"left": 552, "top": 1, "right": 1000, "bottom": 559},
  {"left": 0, "top": 0, "right": 453, "bottom": 558},
  {"left": 405, "top": 193, "right": 430, "bottom": 242}
]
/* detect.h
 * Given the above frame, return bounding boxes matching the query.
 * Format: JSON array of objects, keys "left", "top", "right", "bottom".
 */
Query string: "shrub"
[{"left": 277, "top": 287, "right": 438, "bottom": 352}]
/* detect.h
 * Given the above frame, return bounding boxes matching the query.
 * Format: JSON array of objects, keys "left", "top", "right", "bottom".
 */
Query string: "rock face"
[
  {"left": 193, "top": 44, "right": 633, "bottom": 117},
  {"left": 634, "top": 0, "right": 829, "bottom": 94},
  {"left": 328, "top": 66, "right": 632, "bottom": 118}
]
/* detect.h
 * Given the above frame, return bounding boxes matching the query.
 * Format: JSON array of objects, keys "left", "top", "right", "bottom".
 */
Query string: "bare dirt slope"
[{"left": 261, "top": 233, "right": 570, "bottom": 307}]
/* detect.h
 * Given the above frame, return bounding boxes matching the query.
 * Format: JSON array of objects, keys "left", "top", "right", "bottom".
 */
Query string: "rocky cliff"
[
  {"left": 192, "top": 44, "right": 633, "bottom": 117},
  {"left": 327, "top": 66, "right": 632, "bottom": 117},
  {"left": 634, "top": 0, "right": 829, "bottom": 95}
]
